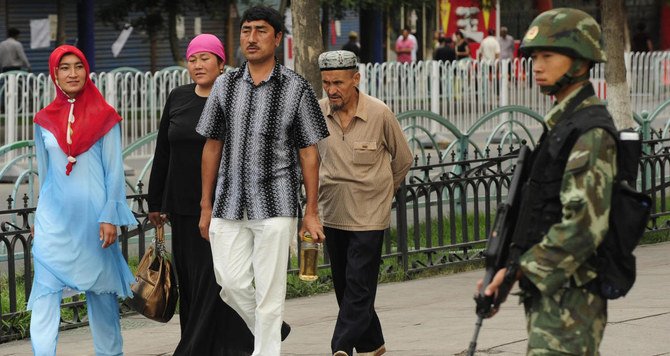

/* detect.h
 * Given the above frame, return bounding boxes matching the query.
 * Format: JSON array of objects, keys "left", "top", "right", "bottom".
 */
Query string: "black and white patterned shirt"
[{"left": 196, "top": 61, "right": 329, "bottom": 220}]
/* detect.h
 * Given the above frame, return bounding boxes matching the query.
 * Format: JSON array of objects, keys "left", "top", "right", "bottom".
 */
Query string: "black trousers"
[
  {"left": 325, "top": 227, "right": 385, "bottom": 355},
  {"left": 170, "top": 214, "right": 254, "bottom": 356}
]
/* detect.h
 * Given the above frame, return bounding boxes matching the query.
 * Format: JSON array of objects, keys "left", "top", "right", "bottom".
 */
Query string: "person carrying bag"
[{"left": 129, "top": 225, "right": 178, "bottom": 323}]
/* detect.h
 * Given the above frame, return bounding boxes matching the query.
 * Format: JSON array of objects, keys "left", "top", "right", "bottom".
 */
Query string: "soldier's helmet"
[{"left": 520, "top": 8, "right": 607, "bottom": 63}]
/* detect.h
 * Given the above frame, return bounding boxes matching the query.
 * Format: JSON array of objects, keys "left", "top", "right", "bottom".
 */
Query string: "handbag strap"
[{"left": 155, "top": 225, "right": 166, "bottom": 256}]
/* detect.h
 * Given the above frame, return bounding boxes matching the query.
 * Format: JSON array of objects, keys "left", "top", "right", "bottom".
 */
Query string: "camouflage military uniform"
[
  {"left": 513, "top": 8, "right": 615, "bottom": 355},
  {"left": 518, "top": 83, "right": 616, "bottom": 355}
]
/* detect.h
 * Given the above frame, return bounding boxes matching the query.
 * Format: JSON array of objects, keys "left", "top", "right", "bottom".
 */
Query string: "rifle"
[{"left": 466, "top": 145, "right": 531, "bottom": 356}]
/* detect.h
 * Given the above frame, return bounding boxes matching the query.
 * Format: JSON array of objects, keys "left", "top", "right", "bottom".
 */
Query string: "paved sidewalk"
[{"left": 1, "top": 242, "right": 669, "bottom": 355}]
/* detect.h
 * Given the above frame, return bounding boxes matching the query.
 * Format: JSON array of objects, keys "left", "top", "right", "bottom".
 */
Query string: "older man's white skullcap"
[{"left": 318, "top": 50, "right": 358, "bottom": 71}]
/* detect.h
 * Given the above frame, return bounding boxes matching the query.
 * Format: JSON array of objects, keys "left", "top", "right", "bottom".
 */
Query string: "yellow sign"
[{"left": 440, "top": 0, "right": 451, "bottom": 34}]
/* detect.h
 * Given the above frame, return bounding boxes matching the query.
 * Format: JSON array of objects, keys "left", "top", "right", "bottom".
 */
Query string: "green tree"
[
  {"left": 97, "top": 0, "right": 229, "bottom": 72},
  {"left": 320, "top": 0, "right": 433, "bottom": 62}
]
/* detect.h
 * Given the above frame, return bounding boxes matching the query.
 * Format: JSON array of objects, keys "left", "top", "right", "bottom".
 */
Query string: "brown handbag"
[{"left": 128, "top": 225, "right": 178, "bottom": 323}]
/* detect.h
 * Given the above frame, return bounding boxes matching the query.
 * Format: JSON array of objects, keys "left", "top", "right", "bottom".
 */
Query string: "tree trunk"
[
  {"left": 56, "top": 0, "right": 66, "bottom": 45},
  {"left": 223, "top": 3, "right": 232, "bottom": 66},
  {"left": 150, "top": 31, "right": 158, "bottom": 72},
  {"left": 167, "top": 1, "right": 183, "bottom": 67},
  {"left": 602, "top": 0, "right": 634, "bottom": 129},
  {"left": 291, "top": 0, "right": 324, "bottom": 97},
  {"left": 321, "top": 4, "right": 330, "bottom": 51}
]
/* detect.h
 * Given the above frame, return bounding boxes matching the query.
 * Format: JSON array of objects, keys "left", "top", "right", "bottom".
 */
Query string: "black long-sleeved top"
[{"left": 148, "top": 83, "right": 207, "bottom": 216}]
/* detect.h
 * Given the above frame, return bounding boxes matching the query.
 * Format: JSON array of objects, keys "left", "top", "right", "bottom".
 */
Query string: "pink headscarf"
[{"left": 186, "top": 34, "right": 226, "bottom": 63}]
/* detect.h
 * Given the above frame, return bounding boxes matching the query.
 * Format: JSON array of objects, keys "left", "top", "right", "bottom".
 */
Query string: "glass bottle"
[{"left": 299, "top": 232, "right": 319, "bottom": 282}]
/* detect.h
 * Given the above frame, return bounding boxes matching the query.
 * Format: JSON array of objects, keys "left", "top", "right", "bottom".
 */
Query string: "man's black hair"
[
  {"left": 240, "top": 5, "right": 284, "bottom": 35},
  {"left": 7, "top": 28, "right": 20, "bottom": 38}
]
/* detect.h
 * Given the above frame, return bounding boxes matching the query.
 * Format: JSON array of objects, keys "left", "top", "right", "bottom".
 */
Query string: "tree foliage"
[
  {"left": 97, "top": 0, "right": 166, "bottom": 33},
  {"left": 97, "top": 0, "right": 225, "bottom": 32},
  {"left": 321, "top": 0, "right": 433, "bottom": 19},
  {"left": 96, "top": 0, "right": 229, "bottom": 70}
]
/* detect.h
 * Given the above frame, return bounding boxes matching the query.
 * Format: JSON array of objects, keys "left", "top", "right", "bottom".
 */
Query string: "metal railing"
[
  {"left": 0, "top": 191, "right": 154, "bottom": 342},
  {"left": 1, "top": 52, "right": 669, "bottom": 156},
  {"left": 0, "top": 63, "right": 669, "bottom": 340},
  {"left": 359, "top": 51, "right": 670, "bottom": 132},
  {"left": 1, "top": 132, "right": 669, "bottom": 342}
]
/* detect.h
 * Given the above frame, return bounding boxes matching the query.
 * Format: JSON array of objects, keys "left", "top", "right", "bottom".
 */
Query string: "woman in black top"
[
  {"left": 455, "top": 30, "right": 470, "bottom": 60},
  {"left": 147, "top": 34, "right": 254, "bottom": 356}
]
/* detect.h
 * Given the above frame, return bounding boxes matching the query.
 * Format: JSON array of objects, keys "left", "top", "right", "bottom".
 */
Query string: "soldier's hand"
[
  {"left": 475, "top": 269, "right": 508, "bottom": 318},
  {"left": 483, "top": 268, "right": 508, "bottom": 297}
]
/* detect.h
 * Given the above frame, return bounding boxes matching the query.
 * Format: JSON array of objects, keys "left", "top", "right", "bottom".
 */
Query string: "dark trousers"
[
  {"left": 325, "top": 227, "right": 385, "bottom": 355},
  {"left": 170, "top": 214, "right": 254, "bottom": 356}
]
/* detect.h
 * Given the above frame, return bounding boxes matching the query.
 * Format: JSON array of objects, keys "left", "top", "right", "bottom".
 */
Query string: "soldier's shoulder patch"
[
  {"left": 566, "top": 129, "right": 602, "bottom": 174},
  {"left": 566, "top": 149, "right": 590, "bottom": 174}
]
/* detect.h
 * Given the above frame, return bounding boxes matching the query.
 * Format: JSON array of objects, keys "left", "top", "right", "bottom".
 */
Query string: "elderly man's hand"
[{"left": 299, "top": 213, "right": 325, "bottom": 243}]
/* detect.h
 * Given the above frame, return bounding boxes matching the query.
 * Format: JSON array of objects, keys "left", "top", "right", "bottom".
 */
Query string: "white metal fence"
[
  {"left": 1, "top": 51, "right": 669, "bottom": 156},
  {"left": 359, "top": 51, "right": 670, "bottom": 133}
]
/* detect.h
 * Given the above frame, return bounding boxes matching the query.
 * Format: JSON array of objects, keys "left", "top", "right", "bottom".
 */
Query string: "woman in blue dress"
[{"left": 29, "top": 45, "right": 136, "bottom": 356}]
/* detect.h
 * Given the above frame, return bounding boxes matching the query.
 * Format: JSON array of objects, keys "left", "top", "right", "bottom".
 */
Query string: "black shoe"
[{"left": 281, "top": 321, "right": 291, "bottom": 341}]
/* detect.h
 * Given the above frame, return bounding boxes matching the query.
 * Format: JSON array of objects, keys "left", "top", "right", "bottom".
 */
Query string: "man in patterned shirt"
[
  {"left": 196, "top": 5, "right": 329, "bottom": 356},
  {"left": 479, "top": 8, "right": 615, "bottom": 355}
]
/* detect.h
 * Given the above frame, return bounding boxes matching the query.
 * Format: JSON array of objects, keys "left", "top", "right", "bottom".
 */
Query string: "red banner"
[
  {"left": 661, "top": 3, "right": 670, "bottom": 50},
  {"left": 439, "top": 0, "right": 497, "bottom": 40}
]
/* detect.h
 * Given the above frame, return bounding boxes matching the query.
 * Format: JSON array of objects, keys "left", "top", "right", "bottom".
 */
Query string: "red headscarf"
[{"left": 34, "top": 45, "right": 122, "bottom": 175}]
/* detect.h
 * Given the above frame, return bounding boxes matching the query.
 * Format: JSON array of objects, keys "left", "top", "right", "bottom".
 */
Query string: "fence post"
[
  {"left": 5, "top": 74, "right": 17, "bottom": 149},
  {"left": 105, "top": 72, "right": 117, "bottom": 110},
  {"left": 430, "top": 61, "right": 440, "bottom": 133},
  {"left": 395, "top": 181, "right": 409, "bottom": 276},
  {"left": 639, "top": 111, "right": 654, "bottom": 192},
  {"left": 500, "top": 59, "right": 510, "bottom": 129},
  {"left": 358, "top": 63, "right": 367, "bottom": 94},
  {"left": 640, "top": 111, "right": 652, "bottom": 143}
]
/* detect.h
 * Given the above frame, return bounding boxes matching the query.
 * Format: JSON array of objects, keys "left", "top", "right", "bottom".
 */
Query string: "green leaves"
[{"left": 321, "top": 0, "right": 434, "bottom": 19}]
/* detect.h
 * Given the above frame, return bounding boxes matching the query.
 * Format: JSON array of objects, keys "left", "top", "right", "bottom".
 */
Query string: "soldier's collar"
[{"left": 545, "top": 83, "right": 593, "bottom": 128}]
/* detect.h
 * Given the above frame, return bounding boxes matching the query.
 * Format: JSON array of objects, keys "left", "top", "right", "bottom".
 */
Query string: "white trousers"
[
  {"left": 30, "top": 291, "right": 123, "bottom": 356},
  {"left": 209, "top": 216, "right": 295, "bottom": 356}
]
